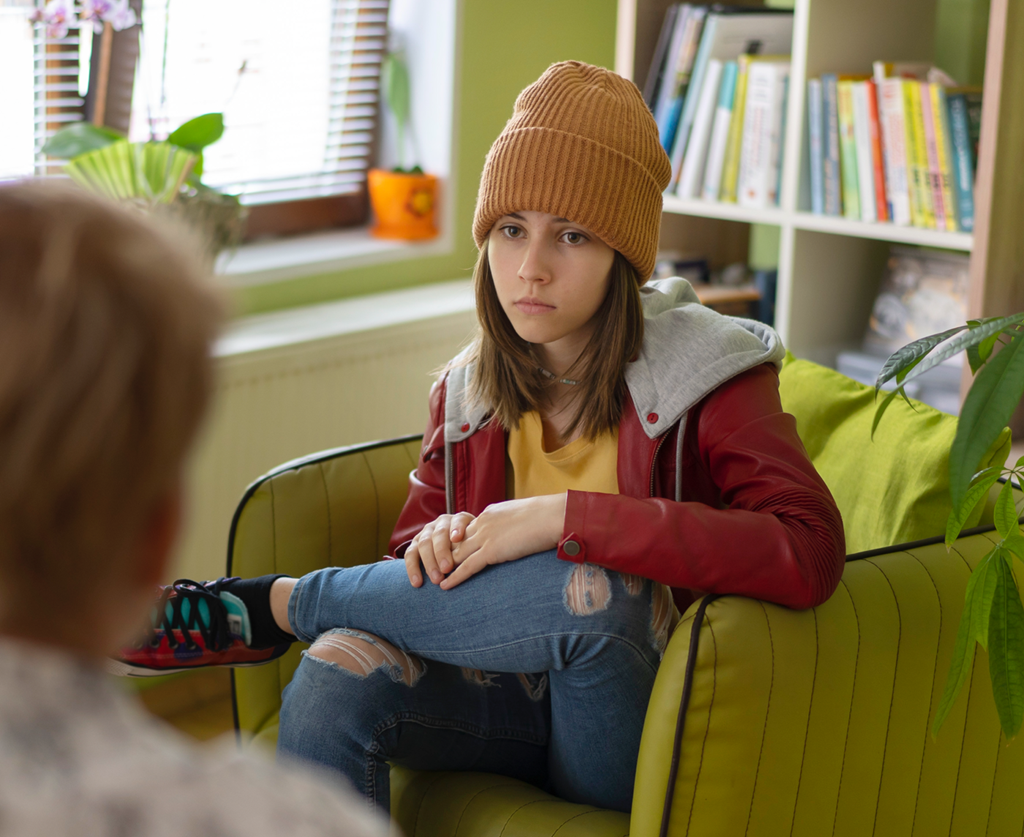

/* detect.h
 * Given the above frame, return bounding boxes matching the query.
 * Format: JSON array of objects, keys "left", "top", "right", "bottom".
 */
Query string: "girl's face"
[{"left": 488, "top": 210, "right": 615, "bottom": 364}]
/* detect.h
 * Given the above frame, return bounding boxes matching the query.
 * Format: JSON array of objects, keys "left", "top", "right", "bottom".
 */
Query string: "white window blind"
[
  {"left": 0, "top": 3, "right": 37, "bottom": 179},
  {"left": 131, "top": 0, "right": 388, "bottom": 206}
]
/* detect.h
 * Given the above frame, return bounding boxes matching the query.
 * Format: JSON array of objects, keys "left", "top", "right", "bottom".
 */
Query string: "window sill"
[
  {"left": 215, "top": 225, "right": 454, "bottom": 288},
  {"left": 215, "top": 277, "right": 475, "bottom": 357}
]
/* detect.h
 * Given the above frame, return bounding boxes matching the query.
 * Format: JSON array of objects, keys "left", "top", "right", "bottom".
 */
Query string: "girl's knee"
[
  {"left": 561, "top": 565, "right": 679, "bottom": 656},
  {"left": 306, "top": 629, "right": 426, "bottom": 687}
]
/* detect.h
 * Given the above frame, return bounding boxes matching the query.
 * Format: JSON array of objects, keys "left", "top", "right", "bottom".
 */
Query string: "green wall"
[{"left": 237, "top": 0, "right": 617, "bottom": 315}]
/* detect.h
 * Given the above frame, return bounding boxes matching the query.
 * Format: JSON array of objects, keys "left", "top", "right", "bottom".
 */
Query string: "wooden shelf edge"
[
  {"left": 790, "top": 212, "right": 974, "bottom": 251},
  {"left": 660, "top": 197, "right": 974, "bottom": 252},
  {"left": 662, "top": 195, "right": 787, "bottom": 225}
]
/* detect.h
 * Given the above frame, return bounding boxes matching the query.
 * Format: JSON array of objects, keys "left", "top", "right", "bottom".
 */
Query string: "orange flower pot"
[{"left": 367, "top": 169, "right": 439, "bottom": 240}]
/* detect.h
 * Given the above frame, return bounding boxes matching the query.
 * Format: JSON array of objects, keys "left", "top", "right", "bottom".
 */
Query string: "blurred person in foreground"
[{"left": 0, "top": 182, "right": 388, "bottom": 837}]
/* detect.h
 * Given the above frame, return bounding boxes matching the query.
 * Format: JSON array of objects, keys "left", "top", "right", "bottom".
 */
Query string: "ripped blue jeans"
[{"left": 278, "top": 551, "right": 675, "bottom": 814}]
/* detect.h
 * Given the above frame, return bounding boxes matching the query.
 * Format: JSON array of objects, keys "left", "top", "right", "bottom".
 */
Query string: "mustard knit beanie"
[{"left": 473, "top": 61, "right": 671, "bottom": 281}]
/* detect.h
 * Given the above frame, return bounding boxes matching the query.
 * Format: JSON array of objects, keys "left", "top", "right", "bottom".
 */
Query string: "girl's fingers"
[
  {"left": 449, "top": 512, "right": 475, "bottom": 543},
  {"left": 430, "top": 525, "right": 456, "bottom": 577},
  {"left": 419, "top": 534, "right": 445, "bottom": 584},
  {"left": 401, "top": 549, "right": 421, "bottom": 581},
  {"left": 439, "top": 552, "right": 488, "bottom": 590},
  {"left": 404, "top": 541, "right": 423, "bottom": 587},
  {"left": 450, "top": 531, "right": 480, "bottom": 566}
]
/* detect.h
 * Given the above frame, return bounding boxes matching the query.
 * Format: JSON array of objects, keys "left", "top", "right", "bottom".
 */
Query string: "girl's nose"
[{"left": 518, "top": 240, "right": 552, "bottom": 284}]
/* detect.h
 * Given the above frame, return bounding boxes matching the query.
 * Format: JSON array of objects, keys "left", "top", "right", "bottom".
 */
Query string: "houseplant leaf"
[
  {"left": 875, "top": 326, "right": 966, "bottom": 391},
  {"left": 382, "top": 52, "right": 411, "bottom": 170},
  {"left": 41, "top": 123, "right": 125, "bottom": 159},
  {"left": 994, "top": 478, "right": 1021, "bottom": 540},
  {"left": 168, "top": 113, "right": 224, "bottom": 153},
  {"left": 946, "top": 466, "right": 1003, "bottom": 546},
  {"left": 967, "top": 330, "right": 1003, "bottom": 374},
  {"left": 899, "top": 314, "right": 1024, "bottom": 393},
  {"left": 988, "top": 550, "right": 1024, "bottom": 738},
  {"left": 933, "top": 550, "right": 997, "bottom": 736},
  {"left": 950, "top": 334, "right": 1024, "bottom": 514}
]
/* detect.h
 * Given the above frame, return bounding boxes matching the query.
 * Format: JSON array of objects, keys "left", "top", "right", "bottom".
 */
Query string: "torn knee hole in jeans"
[
  {"left": 516, "top": 673, "right": 549, "bottom": 701},
  {"left": 563, "top": 563, "right": 612, "bottom": 615},
  {"left": 460, "top": 668, "right": 499, "bottom": 687},
  {"left": 307, "top": 629, "right": 425, "bottom": 686},
  {"left": 651, "top": 583, "right": 680, "bottom": 656}
]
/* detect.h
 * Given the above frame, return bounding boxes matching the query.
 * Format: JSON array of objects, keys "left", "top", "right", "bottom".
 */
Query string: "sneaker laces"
[{"left": 149, "top": 578, "right": 238, "bottom": 653}]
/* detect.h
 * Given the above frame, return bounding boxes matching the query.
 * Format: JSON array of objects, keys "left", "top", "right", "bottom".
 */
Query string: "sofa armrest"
[
  {"left": 631, "top": 529, "right": 1024, "bottom": 837},
  {"left": 228, "top": 435, "right": 421, "bottom": 741}
]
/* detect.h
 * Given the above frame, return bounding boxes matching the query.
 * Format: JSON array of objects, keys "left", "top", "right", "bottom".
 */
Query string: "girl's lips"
[{"left": 515, "top": 299, "right": 556, "bottom": 315}]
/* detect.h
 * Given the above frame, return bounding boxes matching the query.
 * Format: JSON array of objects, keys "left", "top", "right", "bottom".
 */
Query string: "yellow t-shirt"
[{"left": 506, "top": 410, "right": 619, "bottom": 499}]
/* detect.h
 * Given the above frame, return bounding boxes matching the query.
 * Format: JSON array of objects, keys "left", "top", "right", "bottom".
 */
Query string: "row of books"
[
  {"left": 807, "top": 63, "right": 982, "bottom": 232},
  {"left": 643, "top": 4, "right": 793, "bottom": 208}
]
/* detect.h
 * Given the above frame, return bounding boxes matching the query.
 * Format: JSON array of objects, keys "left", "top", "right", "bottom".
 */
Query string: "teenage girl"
[{"left": 114, "top": 62, "right": 845, "bottom": 814}]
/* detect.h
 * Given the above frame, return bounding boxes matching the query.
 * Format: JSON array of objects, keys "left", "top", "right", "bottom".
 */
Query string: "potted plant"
[
  {"left": 875, "top": 313, "right": 1024, "bottom": 739},
  {"left": 367, "top": 50, "right": 438, "bottom": 240},
  {"left": 41, "top": 113, "right": 247, "bottom": 261}
]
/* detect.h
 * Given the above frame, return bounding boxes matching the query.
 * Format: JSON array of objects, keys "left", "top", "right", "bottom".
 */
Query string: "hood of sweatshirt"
[{"left": 444, "top": 276, "right": 785, "bottom": 442}]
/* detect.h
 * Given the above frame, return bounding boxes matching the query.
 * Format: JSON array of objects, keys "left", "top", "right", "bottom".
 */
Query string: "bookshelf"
[{"left": 617, "top": 0, "right": 1024, "bottom": 373}]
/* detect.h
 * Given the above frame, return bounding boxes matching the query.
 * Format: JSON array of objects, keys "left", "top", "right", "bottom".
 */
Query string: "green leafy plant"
[
  {"left": 381, "top": 51, "right": 422, "bottom": 174},
  {"left": 42, "top": 114, "right": 245, "bottom": 255},
  {"left": 875, "top": 314, "right": 1024, "bottom": 738}
]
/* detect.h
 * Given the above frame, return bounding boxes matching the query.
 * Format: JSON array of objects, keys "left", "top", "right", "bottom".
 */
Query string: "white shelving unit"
[{"left": 617, "top": 0, "right": 1024, "bottom": 371}]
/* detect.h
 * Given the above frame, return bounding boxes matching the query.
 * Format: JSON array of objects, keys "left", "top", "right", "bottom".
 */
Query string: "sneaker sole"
[{"left": 104, "top": 656, "right": 283, "bottom": 677}]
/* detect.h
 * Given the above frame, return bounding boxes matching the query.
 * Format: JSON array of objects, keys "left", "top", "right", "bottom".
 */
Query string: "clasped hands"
[{"left": 404, "top": 493, "right": 567, "bottom": 589}]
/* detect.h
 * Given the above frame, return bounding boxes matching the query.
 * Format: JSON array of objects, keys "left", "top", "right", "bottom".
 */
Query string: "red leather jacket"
[{"left": 390, "top": 362, "right": 845, "bottom": 612}]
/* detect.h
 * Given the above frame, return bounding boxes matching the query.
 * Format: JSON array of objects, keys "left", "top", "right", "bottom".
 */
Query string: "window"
[{"left": 2, "top": 0, "right": 390, "bottom": 238}]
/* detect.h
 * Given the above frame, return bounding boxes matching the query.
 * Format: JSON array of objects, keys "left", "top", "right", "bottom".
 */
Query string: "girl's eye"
[
  {"left": 502, "top": 225, "right": 523, "bottom": 238},
  {"left": 562, "top": 231, "right": 586, "bottom": 245}
]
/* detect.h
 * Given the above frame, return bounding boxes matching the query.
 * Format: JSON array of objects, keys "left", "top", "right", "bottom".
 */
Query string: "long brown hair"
[{"left": 462, "top": 246, "right": 644, "bottom": 442}]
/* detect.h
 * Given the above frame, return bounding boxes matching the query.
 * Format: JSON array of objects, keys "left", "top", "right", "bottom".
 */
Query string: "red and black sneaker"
[{"left": 107, "top": 578, "right": 291, "bottom": 677}]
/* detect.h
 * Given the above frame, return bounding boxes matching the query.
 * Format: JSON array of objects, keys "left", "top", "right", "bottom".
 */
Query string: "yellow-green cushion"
[{"left": 778, "top": 353, "right": 1010, "bottom": 554}]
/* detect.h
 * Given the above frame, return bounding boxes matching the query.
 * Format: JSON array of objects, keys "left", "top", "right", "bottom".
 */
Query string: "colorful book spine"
[
  {"left": 702, "top": 60, "right": 738, "bottom": 201},
  {"left": 642, "top": 3, "right": 680, "bottom": 106},
  {"left": 865, "top": 79, "right": 889, "bottom": 221},
  {"left": 669, "top": 13, "right": 718, "bottom": 185},
  {"left": 946, "top": 92, "right": 976, "bottom": 231},
  {"left": 904, "top": 80, "right": 934, "bottom": 228},
  {"left": 918, "top": 81, "right": 948, "bottom": 231},
  {"left": 876, "top": 77, "right": 911, "bottom": 225},
  {"left": 654, "top": 6, "right": 700, "bottom": 152},
  {"left": 851, "top": 81, "right": 876, "bottom": 221},
  {"left": 770, "top": 74, "right": 789, "bottom": 207},
  {"left": 678, "top": 59, "right": 724, "bottom": 198},
  {"left": 821, "top": 73, "right": 841, "bottom": 215},
  {"left": 836, "top": 80, "right": 860, "bottom": 220},
  {"left": 719, "top": 56, "right": 751, "bottom": 203},
  {"left": 653, "top": 5, "right": 692, "bottom": 147},
  {"left": 930, "top": 83, "right": 959, "bottom": 232},
  {"left": 807, "top": 78, "right": 824, "bottom": 214},
  {"left": 738, "top": 60, "right": 790, "bottom": 208}
]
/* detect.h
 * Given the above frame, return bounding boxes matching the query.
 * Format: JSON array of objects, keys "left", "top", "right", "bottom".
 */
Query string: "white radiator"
[{"left": 173, "top": 280, "right": 477, "bottom": 582}]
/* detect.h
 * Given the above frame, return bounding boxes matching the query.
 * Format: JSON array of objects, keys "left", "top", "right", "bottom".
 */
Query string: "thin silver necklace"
[{"left": 538, "top": 366, "right": 581, "bottom": 386}]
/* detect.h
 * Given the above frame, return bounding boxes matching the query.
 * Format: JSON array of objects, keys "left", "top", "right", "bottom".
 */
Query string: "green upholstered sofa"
[{"left": 228, "top": 358, "right": 1024, "bottom": 837}]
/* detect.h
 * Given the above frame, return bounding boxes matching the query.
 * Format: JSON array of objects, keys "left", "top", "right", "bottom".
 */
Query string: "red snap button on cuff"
[
  {"left": 647, "top": 412, "right": 658, "bottom": 424},
  {"left": 563, "top": 540, "right": 581, "bottom": 557},
  {"left": 460, "top": 423, "right": 470, "bottom": 432}
]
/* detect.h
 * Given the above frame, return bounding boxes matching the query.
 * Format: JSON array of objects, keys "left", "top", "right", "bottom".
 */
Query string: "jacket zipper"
[
  {"left": 649, "top": 433, "right": 668, "bottom": 497},
  {"left": 445, "top": 440, "right": 454, "bottom": 514}
]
